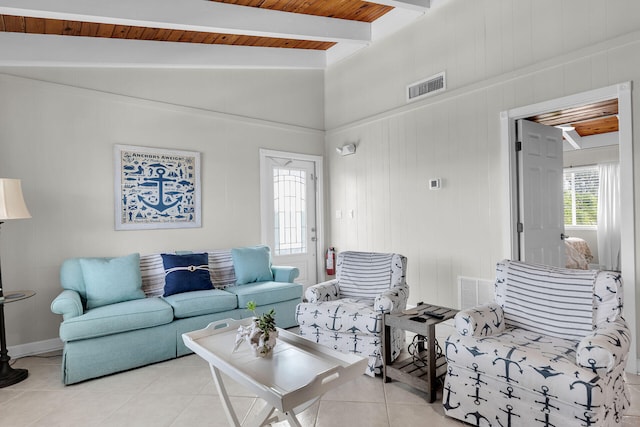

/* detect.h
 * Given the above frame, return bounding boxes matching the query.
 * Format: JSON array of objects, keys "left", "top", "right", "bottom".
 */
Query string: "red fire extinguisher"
[{"left": 326, "top": 247, "right": 336, "bottom": 276}]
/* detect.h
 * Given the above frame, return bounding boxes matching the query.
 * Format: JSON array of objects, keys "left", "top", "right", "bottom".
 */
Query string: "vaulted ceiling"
[{"left": 0, "top": 0, "right": 440, "bottom": 69}]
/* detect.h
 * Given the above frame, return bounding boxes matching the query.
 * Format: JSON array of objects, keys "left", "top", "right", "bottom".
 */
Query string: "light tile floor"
[{"left": 1, "top": 346, "right": 639, "bottom": 427}]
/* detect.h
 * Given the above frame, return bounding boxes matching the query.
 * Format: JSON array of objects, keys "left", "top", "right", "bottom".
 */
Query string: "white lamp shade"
[{"left": 0, "top": 179, "right": 31, "bottom": 220}]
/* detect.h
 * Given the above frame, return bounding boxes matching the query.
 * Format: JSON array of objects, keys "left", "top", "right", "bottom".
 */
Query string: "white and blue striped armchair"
[
  {"left": 444, "top": 260, "right": 630, "bottom": 427},
  {"left": 295, "top": 251, "right": 409, "bottom": 376}
]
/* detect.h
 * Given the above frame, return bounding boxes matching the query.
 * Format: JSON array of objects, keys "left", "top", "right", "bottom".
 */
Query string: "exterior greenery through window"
[{"left": 563, "top": 166, "right": 599, "bottom": 227}]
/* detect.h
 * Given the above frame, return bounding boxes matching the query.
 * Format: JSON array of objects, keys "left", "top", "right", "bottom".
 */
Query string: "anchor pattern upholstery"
[
  {"left": 443, "top": 260, "right": 630, "bottom": 427},
  {"left": 296, "top": 251, "right": 409, "bottom": 376}
]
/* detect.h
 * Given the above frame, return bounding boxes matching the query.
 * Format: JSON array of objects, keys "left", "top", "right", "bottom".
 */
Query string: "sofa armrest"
[
  {"left": 305, "top": 280, "right": 340, "bottom": 303},
  {"left": 50, "top": 289, "right": 84, "bottom": 321},
  {"left": 577, "top": 318, "right": 631, "bottom": 375},
  {"left": 374, "top": 284, "right": 409, "bottom": 314},
  {"left": 454, "top": 302, "right": 505, "bottom": 337},
  {"left": 271, "top": 266, "right": 300, "bottom": 283}
]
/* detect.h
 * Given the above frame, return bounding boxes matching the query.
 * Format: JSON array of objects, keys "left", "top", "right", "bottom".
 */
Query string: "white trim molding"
[{"left": 9, "top": 337, "right": 63, "bottom": 359}]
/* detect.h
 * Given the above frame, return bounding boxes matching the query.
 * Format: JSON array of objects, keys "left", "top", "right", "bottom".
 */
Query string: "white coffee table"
[{"left": 182, "top": 318, "right": 367, "bottom": 427}]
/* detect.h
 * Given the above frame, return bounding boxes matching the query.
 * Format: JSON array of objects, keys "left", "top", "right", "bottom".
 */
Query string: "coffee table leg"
[
  {"left": 210, "top": 364, "right": 242, "bottom": 427},
  {"left": 210, "top": 364, "right": 292, "bottom": 427},
  {"left": 245, "top": 402, "right": 277, "bottom": 427},
  {"left": 283, "top": 410, "right": 303, "bottom": 427}
]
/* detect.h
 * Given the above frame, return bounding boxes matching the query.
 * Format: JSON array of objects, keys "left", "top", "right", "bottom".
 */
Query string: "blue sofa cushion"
[
  {"left": 60, "top": 297, "right": 174, "bottom": 342},
  {"left": 162, "top": 289, "right": 238, "bottom": 318},
  {"left": 226, "top": 281, "right": 303, "bottom": 307},
  {"left": 161, "top": 253, "right": 213, "bottom": 297},
  {"left": 80, "top": 253, "right": 145, "bottom": 309},
  {"left": 231, "top": 245, "right": 274, "bottom": 285}
]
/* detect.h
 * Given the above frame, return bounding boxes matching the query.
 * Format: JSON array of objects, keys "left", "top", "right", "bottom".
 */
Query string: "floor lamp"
[{"left": 0, "top": 178, "right": 31, "bottom": 388}]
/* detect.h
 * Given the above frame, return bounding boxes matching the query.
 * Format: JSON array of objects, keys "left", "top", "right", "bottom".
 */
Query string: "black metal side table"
[
  {"left": 0, "top": 290, "right": 35, "bottom": 388},
  {"left": 382, "top": 303, "right": 458, "bottom": 402}
]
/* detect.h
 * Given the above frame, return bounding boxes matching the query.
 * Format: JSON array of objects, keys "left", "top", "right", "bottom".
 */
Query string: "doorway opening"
[
  {"left": 500, "top": 83, "right": 637, "bottom": 373},
  {"left": 259, "top": 149, "right": 324, "bottom": 287}
]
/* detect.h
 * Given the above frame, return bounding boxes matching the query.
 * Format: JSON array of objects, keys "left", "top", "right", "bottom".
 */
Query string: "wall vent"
[
  {"left": 458, "top": 276, "right": 494, "bottom": 310},
  {"left": 406, "top": 71, "right": 446, "bottom": 103}
]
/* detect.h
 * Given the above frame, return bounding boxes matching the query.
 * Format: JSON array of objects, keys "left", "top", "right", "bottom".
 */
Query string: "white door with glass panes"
[{"left": 261, "top": 155, "right": 317, "bottom": 285}]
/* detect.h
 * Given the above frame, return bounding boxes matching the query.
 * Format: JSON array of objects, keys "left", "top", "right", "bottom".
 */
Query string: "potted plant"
[{"left": 233, "top": 301, "right": 278, "bottom": 357}]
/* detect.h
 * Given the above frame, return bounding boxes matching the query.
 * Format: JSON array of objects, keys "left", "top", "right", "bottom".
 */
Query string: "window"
[
  {"left": 563, "top": 166, "right": 599, "bottom": 228},
  {"left": 273, "top": 168, "right": 307, "bottom": 256}
]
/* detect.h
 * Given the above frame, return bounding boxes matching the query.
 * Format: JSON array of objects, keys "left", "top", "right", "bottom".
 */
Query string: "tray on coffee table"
[{"left": 183, "top": 318, "right": 367, "bottom": 426}]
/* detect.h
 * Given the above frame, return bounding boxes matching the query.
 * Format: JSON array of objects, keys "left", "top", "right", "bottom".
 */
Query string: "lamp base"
[{"left": 0, "top": 361, "right": 28, "bottom": 388}]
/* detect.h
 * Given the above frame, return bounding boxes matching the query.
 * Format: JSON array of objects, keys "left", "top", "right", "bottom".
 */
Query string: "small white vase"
[
  {"left": 248, "top": 325, "right": 278, "bottom": 358},
  {"left": 234, "top": 321, "right": 278, "bottom": 357}
]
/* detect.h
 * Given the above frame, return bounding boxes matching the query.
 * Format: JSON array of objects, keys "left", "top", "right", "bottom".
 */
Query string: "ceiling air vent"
[{"left": 406, "top": 71, "right": 446, "bottom": 103}]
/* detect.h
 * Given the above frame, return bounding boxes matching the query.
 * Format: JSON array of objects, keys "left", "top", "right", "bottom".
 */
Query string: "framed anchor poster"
[{"left": 114, "top": 144, "right": 201, "bottom": 230}]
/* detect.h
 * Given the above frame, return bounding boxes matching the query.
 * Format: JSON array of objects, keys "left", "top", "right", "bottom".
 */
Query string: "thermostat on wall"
[{"left": 429, "top": 178, "right": 441, "bottom": 190}]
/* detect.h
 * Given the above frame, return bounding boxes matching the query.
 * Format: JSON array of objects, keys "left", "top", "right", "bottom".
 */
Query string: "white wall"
[
  {"left": 0, "top": 69, "right": 324, "bottom": 348},
  {"left": 325, "top": 0, "right": 640, "bottom": 349}
]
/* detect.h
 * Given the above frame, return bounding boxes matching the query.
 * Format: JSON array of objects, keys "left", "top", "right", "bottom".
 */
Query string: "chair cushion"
[
  {"left": 226, "top": 281, "right": 302, "bottom": 307},
  {"left": 337, "top": 252, "right": 395, "bottom": 299},
  {"left": 60, "top": 297, "right": 173, "bottom": 341},
  {"left": 80, "top": 253, "right": 145, "bottom": 309},
  {"left": 503, "top": 260, "right": 596, "bottom": 341},
  {"left": 161, "top": 253, "right": 213, "bottom": 297},
  {"left": 231, "top": 245, "right": 274, "bottom": 285},
  {"left": 297, "top": 299, "right": 382, "bottom": 335},
  {"left": 162, "top": 289, "right": 238, "bottom": 318}
]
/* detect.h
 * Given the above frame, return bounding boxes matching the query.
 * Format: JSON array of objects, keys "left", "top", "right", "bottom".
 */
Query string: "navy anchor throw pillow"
[{"left": 161, "top": 253, "right": 213, "bottom": 297}]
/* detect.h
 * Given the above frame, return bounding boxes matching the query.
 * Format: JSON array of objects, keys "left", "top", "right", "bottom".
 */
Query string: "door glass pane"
[{"left": 273, "top": 168, "right": 306, "bottom": 256}]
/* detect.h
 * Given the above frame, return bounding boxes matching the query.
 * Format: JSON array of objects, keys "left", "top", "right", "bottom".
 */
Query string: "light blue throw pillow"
[
  {"left": 80, "top": 253, "right": 145, "bottom": 309},
  {"left": 231, "top": 246, "right": 274, "bottom": 285}
]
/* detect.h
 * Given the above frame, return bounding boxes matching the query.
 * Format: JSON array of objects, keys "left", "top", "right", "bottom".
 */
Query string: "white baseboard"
[
  {"left": 11, "top": 339, "right": 638, "bottom": 374},
  {"left": 8, "top": 338, "right": 63, "bottom": 358}
]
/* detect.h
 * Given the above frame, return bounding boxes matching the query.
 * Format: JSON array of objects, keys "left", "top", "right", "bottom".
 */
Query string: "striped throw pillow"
[
  {"left": 503, "top": 260, "right": 596, "bottom": 341},
  {"left": 337, "top": 252, "right": 394, "bottom": 300},
  {"left": 207, "top": 249, "right": 236, "bottom": 289},
  {"left": 140, "top": 253, "right": 165, "bottom": 297}
]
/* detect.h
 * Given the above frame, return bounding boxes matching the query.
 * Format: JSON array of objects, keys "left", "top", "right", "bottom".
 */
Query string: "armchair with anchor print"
[
  {"left": 295, "top": 251, "right": 409, "bottom": 376},
  {"left": 443, "top": 259, "right": 630, "bottom": 427}
]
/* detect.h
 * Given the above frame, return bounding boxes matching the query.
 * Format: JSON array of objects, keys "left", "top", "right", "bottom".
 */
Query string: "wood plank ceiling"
[
  {"left": 0, "top": 0, "right": 395, "bottom": 51},
  {"left": 526, "top": 99, "right": 619, "bottom": 138},
  {"left": 0, "top": 0, "right": 431, "bottom": 68}
]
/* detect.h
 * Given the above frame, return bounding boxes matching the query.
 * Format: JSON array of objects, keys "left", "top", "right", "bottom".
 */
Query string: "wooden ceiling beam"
[
  {"left": 0, "top": 31, "right": 327, "bottom": 68},
  {"left": 0, "top": 0, "right": 371, "bottom": 44}
]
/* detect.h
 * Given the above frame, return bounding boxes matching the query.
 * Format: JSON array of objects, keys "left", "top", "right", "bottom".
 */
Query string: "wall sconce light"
[{"left": 336, "top": 143, "right": 356, "bottom": 156}]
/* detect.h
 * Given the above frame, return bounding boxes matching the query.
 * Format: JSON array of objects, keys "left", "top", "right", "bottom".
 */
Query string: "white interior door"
[
  {"left": 517, "top": 119, "right": 565, "bottom": 267},
  {"left": 261, "top": 155, "right": 318, "bottom": 285}
]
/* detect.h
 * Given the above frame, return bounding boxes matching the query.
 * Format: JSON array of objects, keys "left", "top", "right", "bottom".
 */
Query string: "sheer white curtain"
[{"left": 597, "top": 162, "right": 621, "bottom": 271}]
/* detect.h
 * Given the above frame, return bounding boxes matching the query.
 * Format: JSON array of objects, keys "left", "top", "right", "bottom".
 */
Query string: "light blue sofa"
[{"left": 50, "top": 247, "right": 301, "bottom": 385}]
